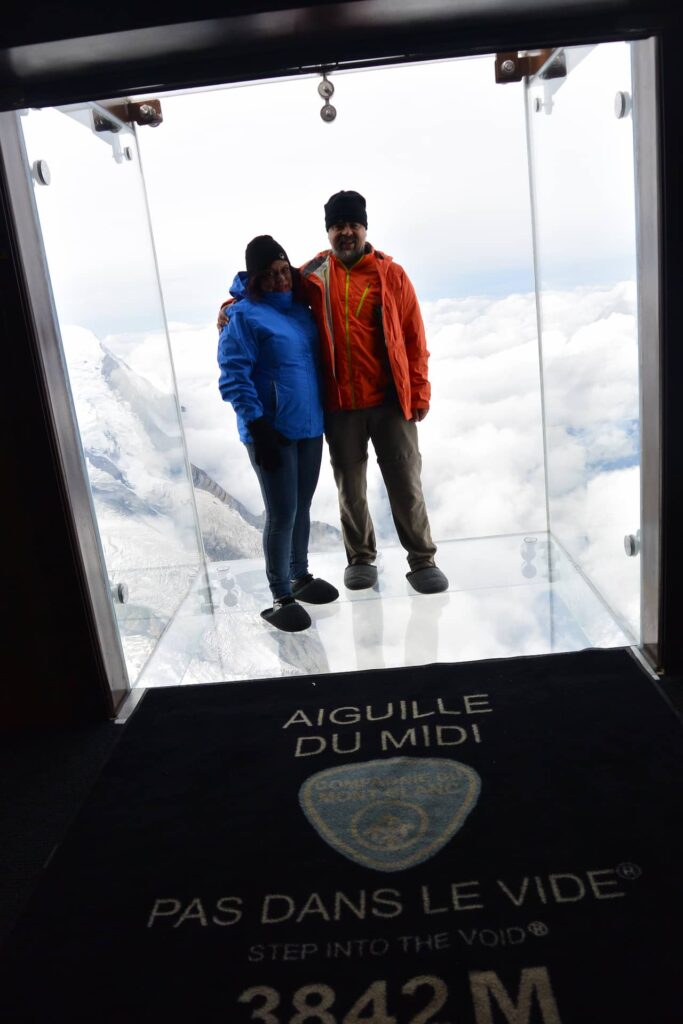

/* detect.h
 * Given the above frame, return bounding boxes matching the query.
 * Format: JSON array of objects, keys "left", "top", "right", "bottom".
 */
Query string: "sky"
[
  {"left": 19, "top": 40, "right": 642, "bottom": 635},
  {"left": 135, "top": 54, "right": 536, "bottom": 322},
  {"left": 19, "top": 41, "right": 636, "bottom": 327},
  {"left": 134, "top": 42, "right": 635, "bottom": 321}
]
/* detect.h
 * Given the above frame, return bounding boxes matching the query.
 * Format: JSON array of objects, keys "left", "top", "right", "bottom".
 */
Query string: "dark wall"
[
  {"left": 1, "top": 0, "right": 680, "bottom": 726},
  {"left": 656, "top": 30, "right": 683, "bottom": 679},
  {"left": 0, "top": 177, "right": 108, "bottom": 727}
]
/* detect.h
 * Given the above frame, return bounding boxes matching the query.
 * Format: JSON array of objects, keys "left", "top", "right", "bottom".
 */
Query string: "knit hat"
[
  {"left": 324, "top": 190, "right": 368, "bottom": 230},
  {"left": 245, "top": 235, "right": 290, "bottom": 277}
]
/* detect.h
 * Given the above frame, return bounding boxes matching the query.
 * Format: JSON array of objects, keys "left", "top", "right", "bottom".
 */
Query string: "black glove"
[{"left": 248, "top": 417, "right": 290, "bottom": 471}]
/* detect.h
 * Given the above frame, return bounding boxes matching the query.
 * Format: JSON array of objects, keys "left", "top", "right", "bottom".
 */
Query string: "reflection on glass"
[
  {"left": 19, "top": 107, "right": 205, "bottom": 682},
  {"left": 527, "top": 42, "right": 640, "bottom": 638},
  {"left": 137, "top": 536, "right": 630, "bottom": 688}
]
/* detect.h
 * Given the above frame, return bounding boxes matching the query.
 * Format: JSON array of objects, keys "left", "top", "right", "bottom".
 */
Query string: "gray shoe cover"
[
  {"left": 343, "top": 564, "right": 378, "bottom": 590},
  {"left": 406, "top": 565, "right": 449, "bottom": 594}
]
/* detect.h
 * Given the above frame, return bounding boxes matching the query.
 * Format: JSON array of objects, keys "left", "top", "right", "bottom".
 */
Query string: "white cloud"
[
  {"left": 61, "top": 274, "right": 641, "bottom": 641},
  {"left": 552, "top": 466, "right": 640, "bottom": 634}
]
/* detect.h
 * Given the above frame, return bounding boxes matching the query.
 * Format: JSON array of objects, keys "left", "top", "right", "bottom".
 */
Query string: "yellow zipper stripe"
[
  {"left": 344, "top": 270, "right": 356, "bottom": 408},
  {"left": 318, "top": 263, "right": 336, "bottom": 380},
  {"left": 355, "top": 283, "right": 371, "bottom": 318}
]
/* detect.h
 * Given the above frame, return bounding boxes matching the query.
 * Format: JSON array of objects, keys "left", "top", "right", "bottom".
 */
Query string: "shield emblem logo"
[{"left": 299, "top": 756, "right": 481, "bottom": 872}]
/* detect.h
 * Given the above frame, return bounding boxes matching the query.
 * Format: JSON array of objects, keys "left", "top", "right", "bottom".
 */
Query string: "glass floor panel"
[{"left": 135, "top": 532, "right": 633, "bottom": 689}]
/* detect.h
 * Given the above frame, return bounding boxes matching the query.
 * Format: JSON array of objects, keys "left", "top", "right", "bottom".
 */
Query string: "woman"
[{"left": 217, "top": 235, "right": 338, "bottom": 632}]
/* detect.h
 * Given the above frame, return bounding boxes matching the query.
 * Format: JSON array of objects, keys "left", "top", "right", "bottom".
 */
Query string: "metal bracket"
[
  {"left": 94, "top": 98, "right": 163, "bottom": 129},
  {"left": 318, "top": 73, "right": 336, "bottom": 122},
  {"left": 495, "top": 49, "right": 566, "bottom": 84}
]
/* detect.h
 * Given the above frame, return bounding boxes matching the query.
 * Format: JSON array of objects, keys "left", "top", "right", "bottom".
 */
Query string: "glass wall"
[
  {"left": 135, "top": 57, "right": 547, "bottom": 559},
  {"left": 19, "top": 106, "right": 206, "bottom": 683},
  {"left": 11, "top": 46, "right": 644, "bottom": 691},
  {"left": 526, "top": 42, "right": 641, "bottom": 639}
]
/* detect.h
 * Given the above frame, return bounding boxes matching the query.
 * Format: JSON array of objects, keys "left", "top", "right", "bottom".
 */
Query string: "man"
[{"left": 301, "top": 190, "right": 448, "bottom": 594}]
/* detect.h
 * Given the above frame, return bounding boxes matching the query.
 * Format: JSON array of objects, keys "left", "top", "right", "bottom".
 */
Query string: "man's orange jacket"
[{"left": 300, "top": 246, "right": 430, "bottom": 421}]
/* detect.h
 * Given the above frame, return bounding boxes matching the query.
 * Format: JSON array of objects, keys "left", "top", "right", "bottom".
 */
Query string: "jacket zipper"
[
  {"left": 344, "top": 270, "right": 357, "bottom": 408},
  {"left": 320, "top": 263, "right": 336, "bottom": 381}
]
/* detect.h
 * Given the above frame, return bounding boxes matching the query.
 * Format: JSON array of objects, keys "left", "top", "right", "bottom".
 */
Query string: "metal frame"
[
  {"left": 0, "top": 1, "right": 659, "bottom": 112},
  {"left": 0, "top": 109, "right": 130, "bottom": 713},
  {"left": 631, "top": 37, "right": 662, "bottom": 669},
  {"left": 0, "top": 29, "right": 665, "bottom": 701}
]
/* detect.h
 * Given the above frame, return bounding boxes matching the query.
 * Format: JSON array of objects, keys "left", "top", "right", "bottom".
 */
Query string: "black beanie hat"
[
  {"left": 324, "top": 190, "right": 368, "bottom": 230},
  {"left": 245, "top": 235, "right": 290, "bottom": 277}
]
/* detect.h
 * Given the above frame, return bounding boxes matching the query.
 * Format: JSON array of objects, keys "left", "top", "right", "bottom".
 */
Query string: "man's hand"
[
  {"left": 412, "top": 408, "right": 429, "bottom": 422},
  {"left": 217, "top": 299, "right": 232, "bottom": 332}
]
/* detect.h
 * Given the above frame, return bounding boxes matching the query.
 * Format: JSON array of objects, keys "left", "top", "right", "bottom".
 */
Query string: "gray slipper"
[
  {"left": 343, "top": 563, "right": 378, "bottom": 590},
  {"left": 291, "top": 575, "right": 339, "bottom": 604},
  {"left": 406, "top": 565, "right": 449, "bottom": 594},
  {"left": 261, "top": 597, "right": 311, "bottom": 631}
]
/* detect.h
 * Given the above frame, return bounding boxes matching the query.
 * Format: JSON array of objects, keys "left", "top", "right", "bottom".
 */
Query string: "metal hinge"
[
  {"left": 495, "top": 49, "right": 567, "bottom": 84},
  {"left": 93, "top": 99, "right": 163, "bottom": 133}
]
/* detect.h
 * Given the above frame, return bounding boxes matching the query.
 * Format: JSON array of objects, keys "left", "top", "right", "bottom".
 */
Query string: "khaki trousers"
[{"left": 325, "top": 404, "right": 437, "bottom": 571}]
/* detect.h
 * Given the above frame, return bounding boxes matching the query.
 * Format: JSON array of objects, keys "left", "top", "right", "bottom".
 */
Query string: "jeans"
[{"left": 247, "top": 435, "right": 323, "bottom": 599}]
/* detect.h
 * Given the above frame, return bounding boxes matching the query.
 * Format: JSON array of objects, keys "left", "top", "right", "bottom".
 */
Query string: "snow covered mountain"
[
  {"left": 61, "top": 325, "right": 341, "bottom": 570},
  {"left": 191, "top": 464, "right": 341, "bottom": 560}
]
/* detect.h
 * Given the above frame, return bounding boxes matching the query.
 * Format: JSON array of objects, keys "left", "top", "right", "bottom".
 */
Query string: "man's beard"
[{"left": 333, "top": 240, "right": 364, "bottom": 265}]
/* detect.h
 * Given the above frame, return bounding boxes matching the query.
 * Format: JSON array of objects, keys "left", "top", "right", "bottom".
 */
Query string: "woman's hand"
[{"left": 248, "top": 417, "right": 291, "bottom": 471}]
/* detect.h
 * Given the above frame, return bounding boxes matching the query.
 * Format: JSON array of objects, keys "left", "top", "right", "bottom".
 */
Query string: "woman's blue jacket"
[{"left": 217, "top": 272, "right": 324, "bottom": 444}]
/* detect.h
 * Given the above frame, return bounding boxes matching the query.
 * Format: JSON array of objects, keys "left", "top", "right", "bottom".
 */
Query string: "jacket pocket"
[{"left": 272, "top": 380, "right": 302, "bottom": 438}]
